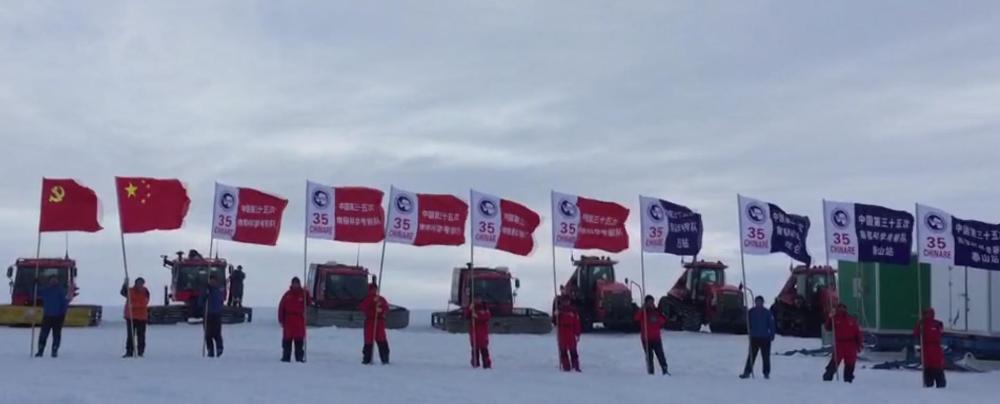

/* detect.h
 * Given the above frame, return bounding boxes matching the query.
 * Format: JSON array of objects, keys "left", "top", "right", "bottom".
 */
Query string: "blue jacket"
[
  {"left": 200, "top": 286, "right": 225, "bottom": 315},
  {"left": 38, "top": 286, "right": 69, "bottom": 317},
  {"left": 747, "top": 306, "right": 775, "bottom": 339}
]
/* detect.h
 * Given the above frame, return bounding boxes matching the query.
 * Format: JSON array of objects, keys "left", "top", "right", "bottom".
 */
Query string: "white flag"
[
  {"left": 916, "top": 204, "right": 954, "bottom": 266},
  {"left": 823, "top": 200, "right": 859, "bottom": 262}
]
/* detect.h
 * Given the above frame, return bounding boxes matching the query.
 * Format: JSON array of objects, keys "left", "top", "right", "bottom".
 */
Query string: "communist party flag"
[
  {"left": 39, "top": 178, "right": 103, "bottom": 232},
  {"left": 115, "top": 177, "right": 191, "bottom": 233}
]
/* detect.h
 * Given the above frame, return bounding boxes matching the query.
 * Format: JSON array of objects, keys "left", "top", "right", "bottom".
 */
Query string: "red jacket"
[
  {"left": 914, "top": 309, "right": 945, "bottom": 369},
  {"left": 556, "top": 307, "right": 582, "bottom": 349},
  {"left": 825, "top": 311, "right": 862, "bottom": 362},
  {"left": 635, "top": 307, "right": 667, "bottom": 342},
  {"left": 465, "top": 306, "right": 492, "bottom": 347},
  {"left": 278, "top": 287, "right": 308, "bottom": 339},
  {"left": 359, "top": 290, "right": 389, "bottom": 343}
]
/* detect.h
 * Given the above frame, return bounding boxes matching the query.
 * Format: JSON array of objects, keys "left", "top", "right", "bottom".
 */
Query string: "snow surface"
[{"left": 1, "top": 309, "right": 995, "bottom": 404}]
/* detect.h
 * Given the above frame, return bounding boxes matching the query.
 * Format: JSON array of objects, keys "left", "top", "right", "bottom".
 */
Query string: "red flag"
[
  {"left": 115, "top": 177, "right": 190, "bottom": 233},
  {"left": 471, "top": 190, "right": 540, "bottom": 256},
  {"left": 551, "top": 191, "right": 629, "bottom": 253},
  {"left": 385, "top": 186, "right": 468, "bottom": 246},
  {"left": 212, "top": 183, "right": 288, "bottom": 246},
  {"left": 39, "top": 178, "right": 102, "bottom": 232},
  {"left": 305, "top": 181, "right": 385, "bottom": 243}
]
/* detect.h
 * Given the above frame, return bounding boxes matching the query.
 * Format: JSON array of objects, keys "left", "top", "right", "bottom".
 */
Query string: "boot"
[
  {"left": 470, "top": 348, "right": 480, "bottom": 368},
  {"left": 216, "top": 348, "right": 223, "bottom": 358},
  {"left": 362, "top": 344, "right": 373, "bottom": 365},
  {"left": 35, "top": 347, "right": 44, "bottom": 358},
  {"left": 51, "top": 348, "right": 58, "bottom": 358},
  {"left": 377, "top": 341, "right": 390, "bottom": 365},
  {"left": 571, "top": 351, "right": 581, "bottom": 372}
]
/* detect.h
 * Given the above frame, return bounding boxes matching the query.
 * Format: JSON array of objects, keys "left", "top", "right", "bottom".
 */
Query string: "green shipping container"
[{"left": 837, "top": 256, "right": 930, "bottom": 335}]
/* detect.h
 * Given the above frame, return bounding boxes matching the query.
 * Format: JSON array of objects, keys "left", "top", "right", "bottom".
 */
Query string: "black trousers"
[
  {"left": 125, "top": 319, "right": 147, "bottom": 356},
  {"left": 282, "top": 338, "right": 304, "bottom": 362},
  {"left": 743, "top": 337, "right": 772, "bottom": 376},
  {"left": 470, "top": 347, "right": 492, "bottom": 368},
  {"left": 362, "top": 341, "right": 390, "bottom": 364},
  {"left": 204, "top": 314, "right": 223, "bottom": 356},
  {"left": 642, "top": 340, "right": 668, "bottom": 374},
  {"left": 923, "top": 368, "right": 946, "bottom": 388},
  {"left": 559, "top": 348, "right": 580, "bottom": 371},
  {"left": 37, "top": 315, "right": 65, "bottom": 354},
  {"left": 823, "top": 357, "right": 856, "bottom": 382}
]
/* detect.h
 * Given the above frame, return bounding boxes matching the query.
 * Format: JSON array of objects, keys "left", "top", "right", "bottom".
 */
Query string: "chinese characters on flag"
[
  {"left": 306, "top": 181, "right": 385, "bottom": 243},
  {"left": 471, "top": 190, "right": 541, "bottom": 256},
  {"left": 385, "top": 186, "right": 468, "bottom": 246},
  {"left": 212, "top": 183, "right": 288, "bottom": 246},
  {"left": 551, "top": 191, "right": 629, "bottom": 253}
]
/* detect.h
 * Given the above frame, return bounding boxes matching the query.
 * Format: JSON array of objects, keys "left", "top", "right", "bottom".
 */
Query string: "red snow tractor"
[
  {"left": 305, "top": 261, "right": 409, "bottom": 328},
  {"left": 147, "top": 250, "right": 252, "bottom": 325},
  {"left": 555, "top": 255, "right": 638, "bottom": 332},
  {"left": 431, "top": 264, "right": 552, "bottom": 334},
  {"left": 771, "top": 265, "right": 838, "bottom": 337},
  {"left": 658, "top": 260, "right": 747, "bottom": 334},
  {"left": 1, "top": 257, "right": 102, "bottom": 327}
]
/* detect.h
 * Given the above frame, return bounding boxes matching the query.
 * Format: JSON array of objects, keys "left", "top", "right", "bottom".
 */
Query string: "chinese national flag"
[
  {"left": 39, "top": 178, "right": 103, "bottom": 232},
  {"left": 115, "top": 177, "right": 190, "bottom": 233}
]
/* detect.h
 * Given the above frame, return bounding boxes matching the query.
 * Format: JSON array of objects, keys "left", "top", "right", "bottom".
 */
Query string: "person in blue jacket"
[
  {"left": 36, "top": 275, "right": 70, "bottom": 358},
  {"left": 200, "top": 274, "right": 226, "bottom": 357},
  {"left": 740, "top": 295, "right": 776, "bottom": 379}
]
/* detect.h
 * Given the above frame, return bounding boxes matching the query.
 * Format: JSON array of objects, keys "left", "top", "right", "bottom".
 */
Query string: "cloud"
[{"left": 1, "top": 1, "right": 999, "bottom": 313}]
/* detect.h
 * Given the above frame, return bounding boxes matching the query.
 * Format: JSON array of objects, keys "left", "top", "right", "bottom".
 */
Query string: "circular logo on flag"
[
  {"left": 479, "top": 199, "right": 498, "bottom": 218},
  {"left": 395, "top": 195, "right": 413, "bottom": 213},
  {"left": 924, "top": 212, "right": 947, "bottom": 233},
  {"left": 559, "top": 199, "right": 578, "bottom": 219},
  {"left": 831, "top": 208, "right": 850, "bottom": 229},
  {"left": 648, "top": 203, "right": 665, "bottom": 223},
  {"left": 219, "top": 192, "right": 236, "bottom": 211},
  {"left": 312, "top": 189, "right": 330, "bottom": 208},
  {"left": 746, "top": 203, "right": 766, "bottom": 225}
]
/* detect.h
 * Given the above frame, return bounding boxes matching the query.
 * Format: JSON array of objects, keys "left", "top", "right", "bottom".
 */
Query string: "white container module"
[{"left": 931, "top": 265, "right": 995, "bottom": 335}]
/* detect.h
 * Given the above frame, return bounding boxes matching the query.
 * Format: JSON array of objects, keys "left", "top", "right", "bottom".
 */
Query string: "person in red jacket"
[
  {"left": 359, "top": 282, "right": 390, "bottom": 365},
  {"left": 635, "top": 295, "right": 669, "bottom": 375},
  {"left": 555, "top": 296, "right": 582, "bottom": 372},
  {"left": 465, "top": 298, "right": 492, "bottom": 369},
  {"left": 278, "top": 277, "right": 308, "bottom": 363},
  {"left": 823, "top": 303, "right": 863, "bottom": 383},
  {"left": 913, "top": 308, "right": 946, "bottom": 388}
]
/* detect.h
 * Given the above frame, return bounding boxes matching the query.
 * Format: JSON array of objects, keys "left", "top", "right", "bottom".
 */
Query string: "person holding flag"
[
  {"left": 278, "top": 277, "right": 308, "bottom": 363},
  {"left": 913, "top": 308, "right": 946, "bottom": 388},
  {"left": 465, "top": 298, "right": 492, "bottom": 369},
  {"left": 740, "top": 295, "right": 775, "bottom": 379},
  {"left": 120, "top": 277, "right": 150, "bottom": 358},
  {"left": 201, "top": 275, "right": 226, "bottom": 358},
  {"left": 634, "top": 295, "right": 669, "bottom": 375},
  {"left": 823, "top": 303, "right": 862, "bottom": 383},
  {"left": 359, "top": 282, "right": 391, "bottom": 365},
  {"left": 555, "top": 295, "right": 582, "bottom": 372},
  {"left": 35, "top": 275, "right": 70, "bottom": 358}
]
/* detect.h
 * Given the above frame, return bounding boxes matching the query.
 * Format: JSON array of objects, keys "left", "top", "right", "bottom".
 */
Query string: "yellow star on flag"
[{"left": 125, "top": 182, "right": 138, "bottom": 198}]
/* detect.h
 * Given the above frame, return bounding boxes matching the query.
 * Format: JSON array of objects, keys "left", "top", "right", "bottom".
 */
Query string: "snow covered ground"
[{"left": 1, "top": 309, "right": 996, "bottom": 404}]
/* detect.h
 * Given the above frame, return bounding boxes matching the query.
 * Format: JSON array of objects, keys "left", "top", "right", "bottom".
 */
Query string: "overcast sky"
[{"left": 2, "top": 1, "right": 999, "bottom": 312}]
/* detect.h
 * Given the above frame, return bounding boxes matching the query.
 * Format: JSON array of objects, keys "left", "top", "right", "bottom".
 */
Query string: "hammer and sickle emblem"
[{"left": 48, "top": 186, "right": 65, "bottom": 203}]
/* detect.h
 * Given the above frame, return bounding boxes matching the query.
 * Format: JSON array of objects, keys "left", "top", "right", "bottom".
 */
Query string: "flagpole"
[
  {"left": 914, "top": 203, "right": 924, "bottom": 380},
  {"left": 114, "top": 180, "right": 140, "bottom": 358},
  {"left": 736, "top": 194, "right": 753, "bottom": 377},
  {"left": 371, "top": 186, "right": 393, "bottom": 359},
  {"left": 822, "top": 199, "right": 839, "bottom": 380},
  {"left": 468, "top": 189, "right": 478, "bottom": 367},
  {"left": 550, "top": 190, "right": 562, "bottom": 370},
  {"left": 639, "top": 246, "right": 650, "bottom": 374},
  {"left": 302, "top": 180, "right": 310, "bottom": 362},
  {"left": 29, "top": 230, "right": 41, "bottom": 358},
  {"left": 119, "top": 230, "right": 138, "bottom": 358}
]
